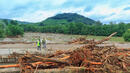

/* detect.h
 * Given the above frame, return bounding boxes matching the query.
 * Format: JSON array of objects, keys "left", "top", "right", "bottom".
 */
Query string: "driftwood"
[
  {"left": 95, "top": 32, "right": 117, "bottom": 44},
  {"left": 24, "top": 55, "right": 69, "bottom": 65},
  {"left": 80, "top": 32, "right": 117, "bottom": 49}
]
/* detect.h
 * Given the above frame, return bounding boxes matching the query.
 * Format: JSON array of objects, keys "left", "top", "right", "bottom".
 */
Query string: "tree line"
[
  {"left": 20, "top": 22, "right": 130, "bottom": 37},
  {"left": 0, "top": 20, "right": 130, "bottom": 41}
]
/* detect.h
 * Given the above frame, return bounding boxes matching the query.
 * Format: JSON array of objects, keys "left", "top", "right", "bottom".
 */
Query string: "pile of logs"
[{"left": 17, "top": 32, "right": 129, "bottom": 73}]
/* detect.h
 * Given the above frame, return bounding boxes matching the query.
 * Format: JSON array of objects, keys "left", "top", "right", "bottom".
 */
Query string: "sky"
[{"left": 0, "top": 0, "right": 130, "bottom": 23}]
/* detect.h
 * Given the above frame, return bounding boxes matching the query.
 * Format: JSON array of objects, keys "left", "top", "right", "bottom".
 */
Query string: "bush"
[
  {"left": 0, "top": 24, "right": 5, "bottom": 38},
  {"left": 123, "top": 29, "right": 130, "bottom": 42},
  {"left": 6, "top": 25, "right": 24, "bottom": 37},
  {"left": 0, "top": 29, "right": 5, "bottom": 38}
]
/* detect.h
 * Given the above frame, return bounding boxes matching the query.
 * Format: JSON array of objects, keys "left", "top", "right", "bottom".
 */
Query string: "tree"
[
  {"left": 6, "top": 25, "right": 24, "bottom": 37},
  {"left": 66, "top": 23, "right": 76, "bottom": 34},
  {"left": 123, "top": 29, "right": 130, "bottom": 42},
  {"left": 95, "top": 20, "right": 102, "bottom": 25},
  {"left": 117, "top": 22, "right": 126, "bottom": 36},
  {"left": 10, "top": 20, "right": 18, "bottom": 25},
  {"left": 3, "top": 19, "right": 9, "bottom": 25},
  {"left": 0, "top": 24, "right": 5, "bottom": 38}
]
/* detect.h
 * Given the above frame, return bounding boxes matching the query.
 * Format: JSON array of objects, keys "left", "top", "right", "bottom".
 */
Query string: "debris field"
[{"left": 0, "top": 32, "right": 129, "bottom": 73}]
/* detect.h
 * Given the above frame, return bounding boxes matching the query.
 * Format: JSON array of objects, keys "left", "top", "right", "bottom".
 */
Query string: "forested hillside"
[{"left": 39, "top": 13, "right": 97, "bottom": 26}]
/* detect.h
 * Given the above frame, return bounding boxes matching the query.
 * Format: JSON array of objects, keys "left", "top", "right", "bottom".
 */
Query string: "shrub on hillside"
[{"left": 123, "top": 29, "right": 130, "bottom": 42}]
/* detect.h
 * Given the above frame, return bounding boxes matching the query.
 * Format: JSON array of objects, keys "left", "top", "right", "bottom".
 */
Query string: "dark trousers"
[
  {"left": 37, "top": 46, "right": 41, "bottom": 50},
  {"left": 43, "top": 43, "right": 46, "bottom": 48}
]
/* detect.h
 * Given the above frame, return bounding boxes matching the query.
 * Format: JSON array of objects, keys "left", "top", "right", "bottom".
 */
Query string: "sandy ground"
[
  {"left": 0, "top": 32, "right": 129, "bottom": 55},
  {"left": 0, "top": 43, "right": 83, "bottom": 55}
]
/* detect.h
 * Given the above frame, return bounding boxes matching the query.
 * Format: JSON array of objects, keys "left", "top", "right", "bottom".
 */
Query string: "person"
[
  {"left": 42, "top": 37, "right": 46, "bottom": 48},
  {"left": 37, "top": 39, "right": 41, "bottom": 50}
]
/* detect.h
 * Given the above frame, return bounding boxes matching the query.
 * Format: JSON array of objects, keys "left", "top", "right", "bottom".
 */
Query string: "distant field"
[
  {"left": 59, "top": 33, "right": 125, "bottom": 43},
  {"left": 0, "top": 32, "right": 126, "bottom": 43}
]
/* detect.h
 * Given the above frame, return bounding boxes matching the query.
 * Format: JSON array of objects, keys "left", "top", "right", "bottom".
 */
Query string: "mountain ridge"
[{"left": 39, "top": 13, "right": 96, "bottom": 25}]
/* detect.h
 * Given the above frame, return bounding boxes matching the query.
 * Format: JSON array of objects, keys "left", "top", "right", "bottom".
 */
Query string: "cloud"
[
  {"left": 102, "top": 10, "right": 130, "bottom": 23},
  {"left": 123, "top": 6, "right": 130, "bottom": 10},
  {"left": 12, "top": 7, "right": 85, "bottom": 22},
  {"left": 12, "top": 10, "right": 58, "bottom": 22},
  {"left": 84, "top": 6, "right": 93, "bottom": 12},
  {"left": 101, "top": 5, "right": 130, "bottom": 23}
]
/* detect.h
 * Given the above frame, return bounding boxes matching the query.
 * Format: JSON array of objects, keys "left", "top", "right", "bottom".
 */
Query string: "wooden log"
[
  {"left": 23, "top": 54, "right": 69, "bottom": 65},
  {"left": 83, "top": 60, "right": 103, "bottom": 65},
  {"left": 0, "top": 64, "right": 19, "bottom": 68},
  {"left": 95, "top": 32, "right": 117, "bottom": 44},
  {"left": 0, "top": 62, "right": 45, "bottom": 68},
  {"left": 80, "top": 32, "right": 117, "bottom": 49},
  {"left": 60, "top": 56, "right": 70, "bottom": 60}
]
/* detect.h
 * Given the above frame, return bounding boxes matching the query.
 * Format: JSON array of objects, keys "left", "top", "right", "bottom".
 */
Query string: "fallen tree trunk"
[
  {"left": 0, "top": 62, "right": 43, "bottom": 68},
  {"left": 95, "top": 32, "right": 117, "bottom": 44},
  {"left": 0, "top": 64, "right": 19, "bottom": 68},
  {"left": 22, "top": 54, "right": 69, "bottom": 65},
  {"left": 81, "top": 32, "right": 117, "bottom": 49}
]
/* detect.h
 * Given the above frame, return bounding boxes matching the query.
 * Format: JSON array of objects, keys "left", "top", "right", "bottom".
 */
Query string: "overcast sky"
[{"left": 0, "top": 0, "right": 130, "bottom": 23}]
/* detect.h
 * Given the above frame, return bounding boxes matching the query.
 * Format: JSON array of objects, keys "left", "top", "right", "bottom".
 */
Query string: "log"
[
  {"left": 33, "top": 57, "right": 69, "bottom": 65},
  {"left": 81, "top": 32, "right": 117, "bottom": 49},
  {"left": 0, "top": 61, "right": 56, "bottom": 68},
  {"left": 23, "top": 54, "right": 69, "bottom": 65},
  {"left": 95, "top": 32, "right": 117, "bottom": 44},
  {"left": 0, "top": 64, "right": 19, "bottom": 68},
  {"left": 84, "top": 60, "right": 103, "bottom": 65},
  {"left": 60, "top": 56, "right": 70, "bottom": 60},
  {"left": 0, "top": 62, "right": 43, "bottom": 68}
]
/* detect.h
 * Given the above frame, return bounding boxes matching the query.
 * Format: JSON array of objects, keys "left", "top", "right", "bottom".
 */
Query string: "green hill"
[{"left": 39, "top": 13, "right": 96, "bottom": 25}]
